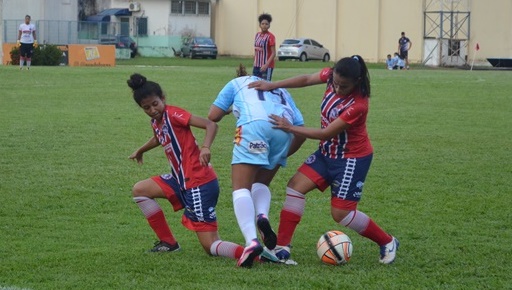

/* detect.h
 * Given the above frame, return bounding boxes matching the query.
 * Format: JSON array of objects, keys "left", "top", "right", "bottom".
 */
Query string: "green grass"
[{"left": 1, "top": 58, "right": 511, "bottom": 290}]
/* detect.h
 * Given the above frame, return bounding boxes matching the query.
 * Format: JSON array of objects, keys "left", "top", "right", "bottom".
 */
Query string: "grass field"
[{"left": 1, "top": 57, "right": 511, "bottom": 290}]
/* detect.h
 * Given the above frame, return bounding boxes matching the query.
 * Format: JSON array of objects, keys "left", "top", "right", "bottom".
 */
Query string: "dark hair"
[
  {"left": 258, "top": 13, "right": 272, "bottom": 23},
  {"left": 236, "top": 63, "right": 248, "bottom": 77},
  {"left": 127, "top": 73, "right": 164, "bottom": 106},
  {"left": 332, "top": 55, "right": 371, "bottom": 97},
  {"left": 25, "top": 15, "right": 31, "bottom": 18}
]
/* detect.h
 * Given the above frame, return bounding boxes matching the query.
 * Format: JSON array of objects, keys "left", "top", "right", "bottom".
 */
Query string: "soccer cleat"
[
  {"left": 259, "top": 247, "right": 280, "bottom": 263},
  {"left": 256, "top": 214, "right": 277, "bottom": 250},
  {"left": 274, "top": 244, "right": 291, "bottom": 260},
  {"left": 148, "top": 241, "right": 181, "bottom": 253},
  {"left": 379, "top": 236, "right": 399, "bottom": 264},
  {"left": 237, "top": 239, "right": 263, "bottom": 268},
  {"left": 274, "top": 245, "right": 298, "bottom": 265}
]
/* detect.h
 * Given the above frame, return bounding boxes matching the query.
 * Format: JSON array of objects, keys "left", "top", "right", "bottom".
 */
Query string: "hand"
[
  {"left": 33, "top": 40, "right": 38, "bottom": 48},
  {"left": 199, "top": 147, "right": 211, "bottom": 166},
  {"left": 129, "top": 151, "right": 144, "bottom": 164},
  {"left": 16, "top": 40, "right": 20, "bottom": 48},
  {"left": 248, "top": 80, "right": 273, "bottom": 91},
  {"left": 269, "top": 114, "right": 292, "bottom": 132}
]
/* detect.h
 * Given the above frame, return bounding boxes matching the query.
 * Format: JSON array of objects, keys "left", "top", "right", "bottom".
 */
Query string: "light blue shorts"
[{"left": 232, "top": 120, "right": 292, "bottom": 170}]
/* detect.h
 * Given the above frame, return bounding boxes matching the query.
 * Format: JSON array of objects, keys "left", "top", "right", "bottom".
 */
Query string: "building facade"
[{"left": 2, "top": 0, "right": 512, "bottom": 64}]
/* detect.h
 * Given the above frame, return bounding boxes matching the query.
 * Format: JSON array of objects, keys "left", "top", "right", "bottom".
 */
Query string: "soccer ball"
[{"left": 316, "top": 230, "right": 353, "bottom": 265}]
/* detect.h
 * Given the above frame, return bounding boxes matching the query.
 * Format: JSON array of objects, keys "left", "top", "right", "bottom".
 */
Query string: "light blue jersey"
[
  {"left": 213, "top": 76, "right": 304, "bottom": 127},
  {"left": 213, "top": 76, "right": 304, "bottom": 169}
]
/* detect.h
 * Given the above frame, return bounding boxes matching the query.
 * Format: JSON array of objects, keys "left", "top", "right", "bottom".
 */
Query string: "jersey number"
[{"left": 257, "top": 90, "right": 287, "bottom": 105}]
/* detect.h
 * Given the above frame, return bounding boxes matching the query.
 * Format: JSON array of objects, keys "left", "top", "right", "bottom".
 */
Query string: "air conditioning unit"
[{"left": 129, "top": 2, "right": 141, "bottom": 12}]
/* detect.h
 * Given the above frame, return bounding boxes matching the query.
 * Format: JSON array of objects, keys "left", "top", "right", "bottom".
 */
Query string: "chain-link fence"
[{"left": 3, "top": 20, "right": 130, "bottom": 45}]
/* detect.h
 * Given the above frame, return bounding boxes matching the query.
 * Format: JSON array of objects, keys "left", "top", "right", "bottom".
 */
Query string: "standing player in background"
[
  {"left": 17, "top": 15, "right": 37, "bottom": 70},
  {"left": 253, "top": 13, "right": 276, "bottom": 81},
  {"left": 249, "top": 56, "right": 399, "bottom": 265},
  {"left": 126, "top": 73, "right": 245, "bottom": 261},
  {"left": 208, "top": 65, "right": 305, "bottom": 268},
  {"left": 398, "top": 31, "right": 412, "bottom": 70}
]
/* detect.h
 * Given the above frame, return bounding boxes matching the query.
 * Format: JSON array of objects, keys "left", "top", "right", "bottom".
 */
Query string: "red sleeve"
[
  {"left": 167, "top": 106, "right": 191, "bottom": 127},
  {"left": 319, "top": 67, "right": 332, "bottom": 83},
  {"left": 339, "top": 98, "right": 367, "bottom": 125},
  {"left": 269, "top": 33, "right": 276, "bottom": 46}
]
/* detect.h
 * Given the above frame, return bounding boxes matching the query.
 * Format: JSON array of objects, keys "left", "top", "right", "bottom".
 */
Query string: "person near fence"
[
  {"left": 17, "top": 15, "right": 38, "bottom": 70},
  {"left": 248, "top": 55, "right": 399, "bottom": 265},
  {"left": 126, "top": 73, "right": 246, "bottom": 261}
]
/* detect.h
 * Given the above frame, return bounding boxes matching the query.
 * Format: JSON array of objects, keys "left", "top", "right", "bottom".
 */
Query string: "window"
[
  {"left": 137, "top": 17, "right": 148, "bottom": 36},
  {"left": 171, "top": 1, "right": 182, "bottom": 14},
  {"left": 448, "top": 40, "right": 460, "bottom": 56},
  {"left": 171, "top": 0, "right": 209, "bottom": 15},
  {"left": 184, "top": 1, "right": 196, "bottom": 14},
  {"left": 198, "top": 2, "right": 209, "bottom": 15}
]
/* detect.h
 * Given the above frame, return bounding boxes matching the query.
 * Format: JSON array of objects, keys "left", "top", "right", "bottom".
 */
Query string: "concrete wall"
[
  {"left": 214, "top": 0, "right": 511, "bottom": 63},
  {"left": 3, "top": 0, "right": 77, "bottom": 21}
]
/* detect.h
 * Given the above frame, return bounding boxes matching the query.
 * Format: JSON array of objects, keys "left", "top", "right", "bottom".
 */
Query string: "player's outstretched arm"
[{"left": 129, "top": 136, "right": 159, "bottom": 164}]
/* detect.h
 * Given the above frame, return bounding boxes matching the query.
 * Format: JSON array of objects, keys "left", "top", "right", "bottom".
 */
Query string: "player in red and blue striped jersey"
[
  {"left": 127, "top": 73, "right": 244, "bottom": 260},
  {"left": 253, "top": 13, "right": 276, "bottom": 81},
  {"left": 249, "top": 56, "right": 399, "bottom": 264}
]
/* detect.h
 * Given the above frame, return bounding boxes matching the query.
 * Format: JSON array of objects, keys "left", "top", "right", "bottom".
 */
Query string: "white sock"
[
  {"left": 133, "top": 196, "right": 161, "bottom": 218},
  {"left": 251, "top": 182, "right": 271, "bottom": 217},
  {"left": 282, "top": 187, "right": 306, "bottom": 216},
  {"left": 339, "top": 210, "right": 370, "bottom": 233},
  {"left": 210, "top": 240, "right": 242, "bottom": 259},
  {"left": 233, "top": 188, "right": 257, "bottom": 245}
]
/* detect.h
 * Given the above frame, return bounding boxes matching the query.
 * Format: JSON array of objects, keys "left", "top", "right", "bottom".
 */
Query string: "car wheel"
[
  {"left": 212, "top": 56, "right": 217, "bottom": 60},
  {"left": 322, "top": 53, "right": 330, "bottom": 62},
  {"left": 278, "top": 57, "right": 285, "bottom": 61},
  {"left": 300, "top": 53, "right": 308, "bottom": 62}
]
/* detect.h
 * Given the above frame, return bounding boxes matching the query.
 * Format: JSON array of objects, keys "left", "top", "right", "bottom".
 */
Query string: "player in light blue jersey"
[{"left": 208, "top": 65, "right": 305, "bottom": 268}]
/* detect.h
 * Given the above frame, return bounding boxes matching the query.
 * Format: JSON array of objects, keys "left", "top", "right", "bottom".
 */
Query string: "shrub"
[
  {"left": 9, "top": 47, "right": 20, "bottom": 65},
  {"left": 10, "top": 44, "right": 63, "bottom": 66}
]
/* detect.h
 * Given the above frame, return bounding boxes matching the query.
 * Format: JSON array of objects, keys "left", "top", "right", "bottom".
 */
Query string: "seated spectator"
[
  {"left": 394, "top": 52, "right": 405, "bottom": 70},
  {"left": 386, "top": 54, "right": 396, "bottom": 70}
]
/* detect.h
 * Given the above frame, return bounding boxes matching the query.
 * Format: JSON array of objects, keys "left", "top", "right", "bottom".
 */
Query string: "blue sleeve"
[{"left": 213, "top": 80, "right": 235, "bottom": 111}]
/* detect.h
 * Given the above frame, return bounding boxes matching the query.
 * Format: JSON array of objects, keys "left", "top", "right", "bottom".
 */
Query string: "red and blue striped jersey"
[
  {"left": 151, "top": 105, "right": 217, "bottom": 189},
  {"left": 317, "top": 68, "right": 373, "bottom": 159},
  {"left": 254, "top": 32, "right": 275, "bottom": 68}
]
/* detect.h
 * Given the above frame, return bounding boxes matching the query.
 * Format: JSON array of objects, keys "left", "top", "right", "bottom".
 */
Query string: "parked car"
[
  {"left": 99, "top": 35, "right": 137, "bottom": 58},
  {"left": 181, "top": 37, "right": 218, "bottom": 59},
  {"left": 277, "top": 38, "right": 330, "bottom": 62}
]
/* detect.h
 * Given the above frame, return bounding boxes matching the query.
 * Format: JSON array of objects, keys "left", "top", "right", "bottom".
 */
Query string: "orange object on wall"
[
  {"left": 2, "top": 43, "right": 17, "bottom": 65},
  {"left": 67, "top": 44, "right": 116, "bottom": 67},
  {"left": 2, "top": 43, "right": 115, "bottom": 67}
]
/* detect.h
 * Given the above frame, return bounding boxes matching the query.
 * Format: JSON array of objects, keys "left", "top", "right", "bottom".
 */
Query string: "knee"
[
  {"left": 132, "top": 181, "right": 146, "bottom": 197},
  {"left": 331, "top": 208, "right": 352, "bottom": 224}
]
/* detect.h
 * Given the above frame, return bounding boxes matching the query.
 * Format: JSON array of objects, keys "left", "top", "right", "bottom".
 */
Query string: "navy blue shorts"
[
  {"left": 152, "top": 175, "right": 220, "bottom": 231},
  {"left": 298, "top": 150, "right": 373, "bottom": 203}
]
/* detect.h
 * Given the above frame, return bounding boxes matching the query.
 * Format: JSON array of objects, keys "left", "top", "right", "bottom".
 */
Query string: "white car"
[{"left": 278, "top": 38, "right": 330, "bottom": 62}]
